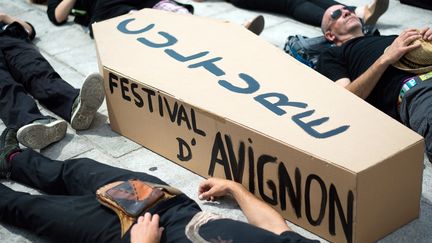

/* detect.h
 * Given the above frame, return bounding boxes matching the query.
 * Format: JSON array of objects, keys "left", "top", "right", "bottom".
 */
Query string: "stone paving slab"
[{"left": 1, "top": 0, "right": 432, "bottom": 242}]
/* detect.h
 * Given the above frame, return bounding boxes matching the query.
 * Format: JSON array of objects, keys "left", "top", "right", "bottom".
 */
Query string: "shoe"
[
  {"left": 71, "top": 73, "right": 105, "bottom": 130},
  {"left": 363, "top": 0, "right": 389, "bottom": 25},
  {"left": 244, "top": 15, "right": 265, "bottom": 36},
  {"left": 0, "top": 128, "right": 21, "bottom": 179},
  {"left": 17, "top": 118, "right": 67, "bottom": 149}
]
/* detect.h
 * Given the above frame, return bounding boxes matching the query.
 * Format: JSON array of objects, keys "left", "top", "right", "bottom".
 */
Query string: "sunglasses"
[{"left": 330, "top": 6, "right": 356, "bottom": 21}]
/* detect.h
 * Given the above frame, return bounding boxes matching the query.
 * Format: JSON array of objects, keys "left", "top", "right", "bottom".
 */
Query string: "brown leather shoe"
[
  {"left": 364, "top": 0, "right": 389, "bottom": 25},
  {"left": 244, "top": 15, "right": 265, "bottom": 36}
]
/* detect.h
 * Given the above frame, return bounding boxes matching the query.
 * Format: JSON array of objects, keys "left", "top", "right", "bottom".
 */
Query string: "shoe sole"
[
  {"left": 17, "top": 120, "right": 67, "bottom": 149},
  {"left": 365, "top": 0, "right": 389, "bottom": 25},
  {"left": 71, "top": 73, "right": 105, "bottom": 130},
  {"left": 246, "top": 15, "right": 265, "bottom": 36}
]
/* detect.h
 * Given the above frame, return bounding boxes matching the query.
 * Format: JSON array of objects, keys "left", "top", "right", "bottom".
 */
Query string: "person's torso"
[{"left": 326, "top": 35, "right": 411, "bottom": 119}]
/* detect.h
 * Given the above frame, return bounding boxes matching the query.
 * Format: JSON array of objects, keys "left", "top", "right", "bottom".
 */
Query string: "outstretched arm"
[
  {"left": 337, "top": 28, "right": 430, "bottom": 99},
  {"left": 130, "top": 213, "right": 164, "bottom": 243},
  {"left": 0, "top": 13, "right": 34, "bottom": 38},
  {"left": 198, "top": 177, "right": 291, "bottom": 235}
]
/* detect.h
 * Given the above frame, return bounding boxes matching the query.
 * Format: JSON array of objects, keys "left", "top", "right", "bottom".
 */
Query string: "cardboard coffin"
[{"left": 93, "top": 9, "right": 424, "bottom": 243}]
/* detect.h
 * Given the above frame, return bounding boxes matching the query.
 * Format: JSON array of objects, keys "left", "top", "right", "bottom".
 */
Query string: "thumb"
[
  {"left": 198, "top": 190, "right": 210, "bottom": 200},
  {"left": 198, "top": 187, "right": 216, "bottom": 200},
  {"left": 158, "top": 227, "right": 164, "bottom": 238}
]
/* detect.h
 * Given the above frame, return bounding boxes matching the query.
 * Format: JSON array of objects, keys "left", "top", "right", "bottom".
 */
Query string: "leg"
[
  {"left": 306, "top": 0, "right": 342, "bottom": 9},
  {"left": 229, "top": 0, "right": 337, "bottom": 27},
  {"left": 290, "top": 0, "right": 340, "bottom": 27},
  {"left": 229, "top": 0, "right": 288, "bottom": 14},
  {"left": 400, "top": 81, "right": 432, "bottom": 162},
  {"left": 10, "top": 149, "right": 168, "bottom": 195},
  {"left": 0, "top": 184, "right": 129, "bottom": 243},
  {"left": 400, "top": 0, "right": 432, "bottom": 10},
  {"left": 0, "top": 36, "right": 79, "bottom": 122},
  {"left": 0, "top": 50, "right": 47, "bottom": 129}
]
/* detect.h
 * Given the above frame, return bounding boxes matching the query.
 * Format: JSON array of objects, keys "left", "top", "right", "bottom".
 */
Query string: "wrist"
[
  {"left": 227, "top": 181, "right": 243, "bottom": 195},
  {"left": 377, "top": 55, "right": 391, "bottom": 68}
]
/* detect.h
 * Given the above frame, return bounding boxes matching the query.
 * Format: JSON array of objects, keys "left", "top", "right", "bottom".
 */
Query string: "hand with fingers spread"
[
  {"left": 130, "top": 213, "right": 164, "bottom": 243},
  {"left": 382, "top": 28, "right": 422, "bottom": 65},
  {"left": 198, "top": 177, "right": 236, "bottom": 201}
]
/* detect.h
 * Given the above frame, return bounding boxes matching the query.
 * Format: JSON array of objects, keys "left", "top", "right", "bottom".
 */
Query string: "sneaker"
[
  {"left": 17, "top": 118, "right": 67, "bottom": 149},
  {"left": 71, "top": 73, "right": 105, "bottom": 130},
  {"left": 244, "top": 15, "right": 265, "bottom": 36},
  {"left": 0, "top": 128, "right": 21, "bottom": 179}
]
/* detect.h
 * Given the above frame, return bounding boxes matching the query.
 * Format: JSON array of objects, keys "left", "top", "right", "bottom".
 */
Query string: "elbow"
[{"left": 47, "top": 8, "right": 67, "bottom": 26}]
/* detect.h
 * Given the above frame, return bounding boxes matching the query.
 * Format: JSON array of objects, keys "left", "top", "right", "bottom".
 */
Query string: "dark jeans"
[
  {"left": 0, "top": 33, "right": 79, "bottom": 129},
  {"left": 400, "top": 0, "right": 432, "bottom": 10},
  {"left": 229, "top": 0, "right": 343, "bottom": 27},
  {"left": 0, "top": 149, "right": 198, "bottom": 243},
  {"left": 399, "top": 80, "right": 432, "bottom": 162}
]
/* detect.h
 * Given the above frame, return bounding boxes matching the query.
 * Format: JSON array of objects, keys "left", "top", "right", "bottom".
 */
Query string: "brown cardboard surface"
[
  {"left": 355, "top": 142, "right": 424, "bottom": 242},
  {"left": 93, "top": 9, "right": 424, "bottom": 243},
  {"left": 93, "top": 10, "right": 421, "bottom": 172}
]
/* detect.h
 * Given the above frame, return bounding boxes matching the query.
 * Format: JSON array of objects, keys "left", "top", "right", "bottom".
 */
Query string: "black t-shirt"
[
  {"left": 316, "top": 35, "right": 412, "bottom": 120},
  {"left": 147, "top": 194, "right": 317, "bottom": 243},
  {"left": 47, "top": 0, "right": 161, "bottom": 26}
]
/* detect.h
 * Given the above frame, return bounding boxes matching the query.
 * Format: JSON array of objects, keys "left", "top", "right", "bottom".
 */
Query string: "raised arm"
[
  {"left": 338, "top": 28, "right": 425, "bottom": 99},
  {"left": 198, "top": 177, "right": 291, "bottom": 235}
]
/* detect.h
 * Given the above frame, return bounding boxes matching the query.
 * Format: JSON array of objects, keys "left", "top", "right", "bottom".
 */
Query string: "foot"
[
  {"left": 244, "top": 15, "right": 265, "bottom": 36},
  {"left": 363, "top": 0, "right": 389, "bottom": 25},
  {"left": 71, "top": 73, "right": 105, "bottom": 130},
  {"left": 0, "top": 128, "right": 21, "bottom": 179},
  {"left": 17, "top": 118, "right": 67, "bottom": 149}
]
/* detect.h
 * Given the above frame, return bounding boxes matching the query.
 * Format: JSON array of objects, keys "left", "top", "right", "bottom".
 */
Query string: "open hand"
[
  {"left": 382, "top": 28, "right": 422, "bottom": 65},
  {"left": 130, "top": 213, "right": 164, "bottom": 243}
]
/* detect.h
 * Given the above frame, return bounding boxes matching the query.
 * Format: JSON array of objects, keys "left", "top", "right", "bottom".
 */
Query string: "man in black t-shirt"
[
  {"left": 0, "top": 128, "right": 317, "bottom": 243},
  {"left": 316, "top": 4, "right": 432, "bottom": 162},
  {"left": 0, "top": 14, "right": 105, "bottom": 149}
]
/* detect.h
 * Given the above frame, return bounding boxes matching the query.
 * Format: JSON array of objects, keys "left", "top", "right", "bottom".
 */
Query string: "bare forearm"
[
  {"left": 229, "top": 182, "right": 290, "bottom": 234},
  {"left": 345, "top": 56, "right": 389, "bottom": 99},
  {"left": 55, "top": 0, "right": 77, "bottom": 23},
  {"left": 0, "top": 14, "right": 33, "bottom": 37}
]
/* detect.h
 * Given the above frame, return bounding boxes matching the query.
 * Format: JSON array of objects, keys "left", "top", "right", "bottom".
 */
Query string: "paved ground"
[{"left": 1, "top": 0, "right": 432, "bottom": 242}]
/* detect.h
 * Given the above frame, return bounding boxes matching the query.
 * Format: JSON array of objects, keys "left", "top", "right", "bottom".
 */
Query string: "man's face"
[{"left": 322, "top": 5, "right": 362, "bottom": 41}]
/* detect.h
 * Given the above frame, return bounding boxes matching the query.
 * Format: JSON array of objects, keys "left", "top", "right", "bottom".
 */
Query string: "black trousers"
[
  {"left": 0, "top": 33, "right": 79, "bottom": 129},
  {"left": 400, "top": 80, "right": 432, "bottom": 162},
  {"left": 400, "top": 0, "right": 432, "bottom": 10},
  {"left": 229, "top": 0, "right": 343, "bottom": 27},
  {"left": 0, "top": 149, "right": 200, "bottom": 243}
]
